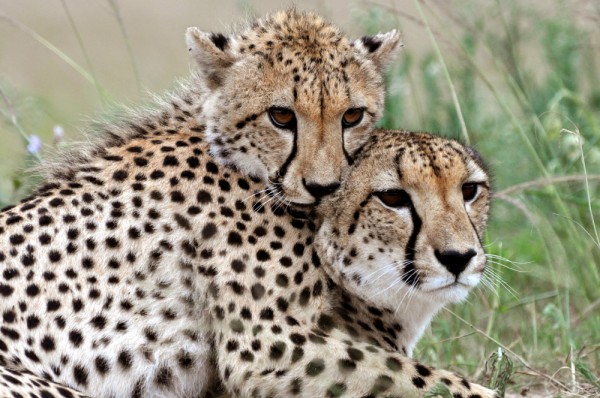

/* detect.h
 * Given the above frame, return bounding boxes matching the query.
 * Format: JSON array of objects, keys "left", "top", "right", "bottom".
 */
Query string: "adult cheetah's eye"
[
  {"left": 342, "top": 108, "right": 364, "bottom": 128},
  {"left": 268, "top": 107, "right": 296, "bottom": 130},
  {"left": 462, "top": 183, "right": 478, "bottom": 202},
  {"left": 375, "top": 190, "right": 412, "bottom": 208}
]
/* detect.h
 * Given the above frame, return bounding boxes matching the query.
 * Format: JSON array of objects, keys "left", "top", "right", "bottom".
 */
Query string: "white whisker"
[
  {"left": 477, "top": 274, "right": 499, "bottom": 297},
  {"left": 484, "top": 268, "right": 519, "bottom": 298},
  {"left": 244, "top": 186, "right": 271, "bottom": 202},
  {"left": 486, "top": 259, "right": 528, "bottom": 273},
  {"left": 485, "top": 253, "right": 531, "bottom": 266}
]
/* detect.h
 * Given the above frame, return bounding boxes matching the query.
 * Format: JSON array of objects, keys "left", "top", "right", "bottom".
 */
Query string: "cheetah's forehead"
[
  {"left": 398, "top": 137, "right": 467, "bottom": 170},
  {"left": 237, "top": 9, "right": 350, "bottom": 57},
  {"left": 359, "top": 131, "right": 480, "bottom": 184}
]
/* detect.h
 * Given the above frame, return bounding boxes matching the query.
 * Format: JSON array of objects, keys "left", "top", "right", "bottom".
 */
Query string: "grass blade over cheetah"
[{"left": 186, "top": 9, "right": 401, "bottom": 206}]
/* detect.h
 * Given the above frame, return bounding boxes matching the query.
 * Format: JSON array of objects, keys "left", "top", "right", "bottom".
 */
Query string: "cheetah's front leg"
[{"left": 214, "top": 324, "right": 497, "bottom": 398}]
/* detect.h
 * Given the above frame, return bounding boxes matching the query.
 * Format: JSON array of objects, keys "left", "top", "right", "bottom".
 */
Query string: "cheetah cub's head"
[
  {"left": 186, "top": 9, "right": 401, "bottom": 206},
  {"left": 317, "top": 130, "right": 491, "bottom": 313}
]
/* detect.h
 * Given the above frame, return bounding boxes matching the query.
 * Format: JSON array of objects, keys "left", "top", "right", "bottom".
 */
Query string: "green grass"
[
  {"left": 1, "top": 1, "right": 599, "bottom": 396},
  {"left": 358, "top": 1, "right": 600, "bottom": 396}
]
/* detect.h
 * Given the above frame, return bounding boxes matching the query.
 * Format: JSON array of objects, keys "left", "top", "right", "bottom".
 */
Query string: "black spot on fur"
[
  {"left": 73, "top": 364, "right": 89, "bottom": 387},
  {"left": 95, "top": 356, "right": 110, "bottom": 375},
  {"left": 210, "top": 33, "right": 229, "bottom": 51},
  {"left": 118, "top": 350, "right": 133, "bottom": 369},
  {"left": 361, "top": 36, "right": 382, "bottom": 53}
]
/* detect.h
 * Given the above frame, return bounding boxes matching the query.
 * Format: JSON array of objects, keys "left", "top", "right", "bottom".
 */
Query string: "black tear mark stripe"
[
  {"left": 341, "top": 131, "right": 354, "bottom": 166},
  {"left": 402, "top": 205, "right": 422, "bottom": 287},
  {"left": 392, "top": 146, "right": 421, "bottom": 286},
  {"left": 276, "top": 126, "right": 298, "bottom": 180},
  {"left": 467, "top": 214, "right": 483, "bottom": 245}
]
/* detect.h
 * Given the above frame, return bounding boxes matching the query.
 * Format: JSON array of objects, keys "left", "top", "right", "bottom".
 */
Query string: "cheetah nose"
[
  {"left": 303, "top": 180, "right": 341, "bottom": 200},
  {"left": 434, "top": 249, "right": 476, "bottom": 277}
]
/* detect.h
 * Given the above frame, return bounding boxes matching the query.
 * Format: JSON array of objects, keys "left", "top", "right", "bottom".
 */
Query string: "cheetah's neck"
[{"left": 392, "top": 295, "right": 445, "bottom": 356}]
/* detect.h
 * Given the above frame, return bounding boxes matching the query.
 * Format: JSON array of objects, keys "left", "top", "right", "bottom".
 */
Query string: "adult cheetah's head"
[
  {"left": 186, "top": 9, "right": 401, "bottom": 207},
  {"left": 316, "top": 130, "right": 491, "bottom": 313}
]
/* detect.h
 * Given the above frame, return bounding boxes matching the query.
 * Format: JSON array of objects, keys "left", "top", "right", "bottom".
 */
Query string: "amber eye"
[
  {"left": 342, "top": 108, "right": 364, "bottom": 128},
  {"left": 462, "top": 183, "right": 478, "bottom": 201},
  {"left": 268, "top": 107, "right": 296, "bottom": 129},
  {"left": 375, "top": 190, "right": 412, "bottom": 208}
]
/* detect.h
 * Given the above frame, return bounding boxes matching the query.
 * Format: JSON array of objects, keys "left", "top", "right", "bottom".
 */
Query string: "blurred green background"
[{"left": 1, "top": 1, "right": 599, "bottom": 396}]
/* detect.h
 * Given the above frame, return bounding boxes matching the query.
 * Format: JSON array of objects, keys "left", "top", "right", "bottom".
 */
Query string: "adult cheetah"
[{"left": 0, "top": 99, "right": 496, "bottom": 398}]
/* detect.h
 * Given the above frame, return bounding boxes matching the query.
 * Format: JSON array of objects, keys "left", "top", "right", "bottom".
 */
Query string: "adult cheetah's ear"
[
  {"left": 354, "top": 30, "right": 403, "bottom": 72},
  {"left": 186, "top": 27, "right": 238, "bottom": 88}
]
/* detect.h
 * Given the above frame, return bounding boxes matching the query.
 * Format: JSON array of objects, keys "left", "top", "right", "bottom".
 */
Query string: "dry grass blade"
[
  {"left": 495, "top": 175, "right": 600, "bottom": 197},
  {"left": 59, "top": 0, "right": 106, "bottom": 104},
  {"left": 0, "top": 13, "right": 97, "bottom": 86},
  {"left": 412, "top": 0, "right": 470, "bottom": 144},
  {"left": 561, "top": 127, "right": 600, "bottom": 247},
  {"left": 571, "top": 299, "right": 600, "bottom": 328},
  {"left": 492, "top": 194, "right": 538, "bottom": 224},
  {"left": 106, "top": 0, "right": 142, "bottom": 94}
]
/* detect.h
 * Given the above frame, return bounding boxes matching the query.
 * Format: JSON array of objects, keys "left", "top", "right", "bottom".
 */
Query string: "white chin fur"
[
  {"left": 419, "top": 270, "right": 482, "bottom": 304},
  {"left": 419, "top": 281, "right": 472, "bottom": 304}
]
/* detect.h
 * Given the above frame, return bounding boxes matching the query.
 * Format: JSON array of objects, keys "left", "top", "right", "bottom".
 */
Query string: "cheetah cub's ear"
[
  {"left": 354, "top": 30, "right": 403, "bottom": 72},
  {"left": 186, "top": 28, "right": 238, "bottom": 88}
]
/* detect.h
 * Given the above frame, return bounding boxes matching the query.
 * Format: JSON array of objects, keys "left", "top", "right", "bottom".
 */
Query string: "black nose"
[
  {"left": 434, "top": 249, "right": 476, "bottom": 277},
  {"left": 303, "top": 181, "right": 341, "bottom": 200}
]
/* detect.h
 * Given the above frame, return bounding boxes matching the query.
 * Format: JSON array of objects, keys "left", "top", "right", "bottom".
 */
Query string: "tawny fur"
[
  {"left": 0, "top": 121, "right": 495, "bottom": 398},
  {"left": 0, "top": 9, "right": 497, "bottom": 398}
]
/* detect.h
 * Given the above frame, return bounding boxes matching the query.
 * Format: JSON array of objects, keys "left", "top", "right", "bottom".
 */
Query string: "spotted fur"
[
  {"left": 0, "top": 91, "right": 496, "bottom": 398},
  {"left": 0, "top": 365, "right": 90, "bottom": 397},
  {"left": 316, "top": 130, "right": 492, "bottom": 354},
  {"left": 186, "top": 9, "right": 401, "bottom": 205},
  {"left": 0, "top": 10, "right": 497, "bottom": 398}
]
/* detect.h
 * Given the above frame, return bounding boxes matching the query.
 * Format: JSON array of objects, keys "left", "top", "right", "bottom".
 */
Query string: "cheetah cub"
[{"left": 186, "top": 9, "right": 401, "bottom": 206}]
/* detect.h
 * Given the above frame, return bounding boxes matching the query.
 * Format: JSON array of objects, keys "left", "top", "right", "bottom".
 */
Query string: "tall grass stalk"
[
  {"left": 59, "top": 0, "right": 107, "bottom": 105},
  {"left": 412, "top": 0, "right": 470, "bottom": 144},
  {"left": 106, "top": 0, "right": 142, "bottom": 95},
  {"left": 561, "top": 127, "right": 600, "bottom": 247},
  {"left": 0, "top": 13, "right": 104, "bottom": 94}
]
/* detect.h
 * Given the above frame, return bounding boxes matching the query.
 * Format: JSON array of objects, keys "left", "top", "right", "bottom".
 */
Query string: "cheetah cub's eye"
[
  {"left": 462, "top": 183, "right": 478, "bottom": 202},
  {"left": 342, "top": 108, "right": 364, "bottom": 128},
  {"left": 375, "top": 190, "right": 412, "bottom": 208},
  {"left": 268, "top": 107, "right": 296, "bottom": 130}
]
